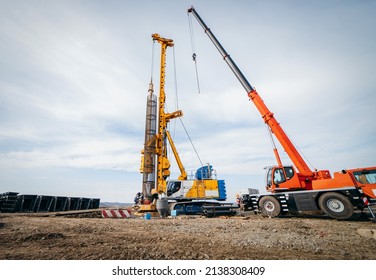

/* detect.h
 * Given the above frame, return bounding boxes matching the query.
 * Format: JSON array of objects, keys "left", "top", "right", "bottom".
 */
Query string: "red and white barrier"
[
  {"left": 101, "top": 209, "right": 131, "bottom": 218},
  {"left": 363, "top": 197, "right": 370, "bottom": 206}
]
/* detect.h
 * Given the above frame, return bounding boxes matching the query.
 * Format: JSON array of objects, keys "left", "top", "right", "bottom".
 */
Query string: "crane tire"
[
  {"left": 318, "top": 192, "right": 354, "bottom": 220},
  {"left": 259, "top": 196, "right": 281, "bottom": 218}
]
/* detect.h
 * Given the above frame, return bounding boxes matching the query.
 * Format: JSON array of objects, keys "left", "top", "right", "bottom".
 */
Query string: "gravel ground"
[{"left": 1, "top": 211, "right": 376, "bottom": 260}]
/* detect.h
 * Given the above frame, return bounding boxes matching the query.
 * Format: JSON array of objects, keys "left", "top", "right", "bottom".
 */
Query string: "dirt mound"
[{"left": 1, "top": 214, "right": 375, "bottom": 260}]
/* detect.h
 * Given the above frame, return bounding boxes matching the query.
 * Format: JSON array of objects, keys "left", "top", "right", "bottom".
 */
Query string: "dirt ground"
[{"left": 1, "top": 210, "right": 376, "bottom": 260}]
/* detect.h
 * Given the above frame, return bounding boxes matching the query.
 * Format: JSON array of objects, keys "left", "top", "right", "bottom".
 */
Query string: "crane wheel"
[
  {"left": 259, "top": 196, "right": 281, "bottom": 218},
  {"left": 318, "top": 192, "right": 354, "bottom": 220}
]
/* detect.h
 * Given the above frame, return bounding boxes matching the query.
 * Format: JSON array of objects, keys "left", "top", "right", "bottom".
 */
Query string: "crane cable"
[
  {"left": 172, "top": 46, "right": 179, "bottom": 110},
  {"left": 266, "top": 124, "right": 316, "bottom": 172},
  {"left": 179, "top": 117, "right": 204, "bottom": 167},
  {"left": 171, "top": 45, "right": 204, "bottom": 167},
  {"left": 289, "top": 133, "right": 316, "bottom": 172},
  {"left": 188, "top": 12, "right": 201, "bottom": 94},
  {"left": 150, "top": 39, "right": 155, "bottom": 83},
  {"left": 171, "top": 46, "right": 178, "bottom": 143},
  {"left": 169, "top": 47, "right": 178, "bottom": 162}
]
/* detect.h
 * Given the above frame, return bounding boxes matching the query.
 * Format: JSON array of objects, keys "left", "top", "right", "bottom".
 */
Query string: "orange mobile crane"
[{"left": 188, "top": 7, "right": 376, "bottom": 220}]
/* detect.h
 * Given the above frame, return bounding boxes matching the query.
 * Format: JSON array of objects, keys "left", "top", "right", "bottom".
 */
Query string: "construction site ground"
[{"left": 1, "top": 210, "right": 376, "bottom": 260}]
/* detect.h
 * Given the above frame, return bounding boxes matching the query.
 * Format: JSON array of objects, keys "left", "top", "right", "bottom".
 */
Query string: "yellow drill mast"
[
  {"left": 139, "top": 33, "right": 228, "bottom": 215},
  {"left": 152, "top": 34, "right": 184, "bottom": 194},
  {"left": 140, "top": 34, "right": 186, "bottom": 208}
]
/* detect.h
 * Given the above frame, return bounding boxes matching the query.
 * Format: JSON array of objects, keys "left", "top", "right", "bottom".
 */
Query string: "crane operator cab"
[
  {"left": 167, "top": 180, "right": 182, "bottom": 197},
  {"left": 166, "top": 165, "right": 227, "bottom": 201},
  {"left": 351, "top": 168, "right": 376, "bottom": 199},
  {"left": 265, "top": 166, "right": 302, "bottom": 192}
]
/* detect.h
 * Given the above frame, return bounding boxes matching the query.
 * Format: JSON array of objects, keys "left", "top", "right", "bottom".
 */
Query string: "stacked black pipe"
[
  {"left": 202, "top": 203, "right": 239, "bottom": 217},
  {"left": 0, "top": 192, "right": 100, "bottom": 213}
]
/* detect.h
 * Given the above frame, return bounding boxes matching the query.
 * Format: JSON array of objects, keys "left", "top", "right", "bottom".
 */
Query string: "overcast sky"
[{"left": 1, "top": 0, "right": 375, "bottom": 202}]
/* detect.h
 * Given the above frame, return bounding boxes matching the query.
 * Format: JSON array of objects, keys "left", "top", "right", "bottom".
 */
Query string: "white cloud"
[{"left": 0, "top": 0, "right": 375, "bottom": 201}]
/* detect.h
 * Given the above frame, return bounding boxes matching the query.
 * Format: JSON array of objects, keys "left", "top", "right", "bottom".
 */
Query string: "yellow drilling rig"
[{"left": 138, "top": 34, "right": 233, "bottom": 217}]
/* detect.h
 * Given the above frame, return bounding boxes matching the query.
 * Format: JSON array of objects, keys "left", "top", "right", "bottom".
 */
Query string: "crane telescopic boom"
[
  {"left": 188, "top": 7, "right": 376, "bottom": 221},
  {"left": 188, "top": 7, "right": 314, "bottom": 180}
]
